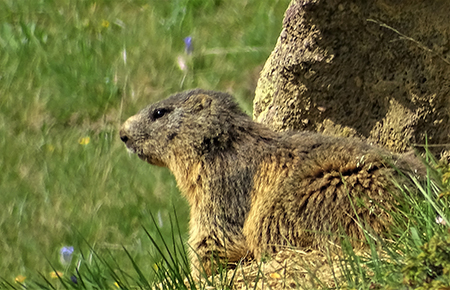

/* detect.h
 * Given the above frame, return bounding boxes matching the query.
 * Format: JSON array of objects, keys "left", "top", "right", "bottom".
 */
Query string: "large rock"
[{"left": 254, "top": 0, "right": 450, "bottom": 156}]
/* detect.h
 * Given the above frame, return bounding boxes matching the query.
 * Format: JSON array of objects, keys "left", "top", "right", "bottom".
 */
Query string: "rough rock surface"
[{"left": 254, "top": 0, "right": 450, "bottom": 156}]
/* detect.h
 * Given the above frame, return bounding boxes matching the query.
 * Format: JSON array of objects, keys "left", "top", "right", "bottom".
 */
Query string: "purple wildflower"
[
  {"left": 184, "top": 36, "right": 193, "bottom": 55},
  {"left": 60, "top": 246, "right": 74, "bottom": 265}
]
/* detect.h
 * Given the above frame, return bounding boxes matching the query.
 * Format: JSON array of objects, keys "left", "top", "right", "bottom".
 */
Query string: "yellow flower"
[
  {"left": 153, "top": 263, "right": 159, "bottom": 271},
  {"left": 50, "top": 271, "right": 63, "bottom": 278},
  {"left": 114, "top": 282, "right": 120, "bottom": 288},
  {"left": 15, "top": 275, "right": 26, "bottom": 283},
  {"left": 101, "top": 20, "right": 110, "bottom": 28},
  {"left": 442, "top": 171, "right": 450, "bottom": 184},
  {"left": 269, "top": 272, "right": 281, "bottom": 279},
  {"left": 47, "top": 144, "right": 55, "bottom": 152},
  {"left": 78, "top": 136, "right": 90, "bottom": 145}
]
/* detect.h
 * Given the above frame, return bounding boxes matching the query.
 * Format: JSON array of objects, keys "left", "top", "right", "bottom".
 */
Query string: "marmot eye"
[{"left": 152, "top": 108, "right": 167, "bottom": 120}]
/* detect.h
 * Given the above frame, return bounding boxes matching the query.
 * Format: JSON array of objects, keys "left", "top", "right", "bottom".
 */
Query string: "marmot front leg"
[{"left": 188, "top": 232, "right": 250, "bottom": 277}]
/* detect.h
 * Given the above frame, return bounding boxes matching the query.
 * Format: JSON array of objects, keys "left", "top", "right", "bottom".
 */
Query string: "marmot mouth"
[
  {"left": 137, "top": 153, "right": 147, "bottom": 161},
  {"left": 126, "top": 146, "right": 137, "bottom": 154},
  {"left": 143, "top": 155, "right": 166, "bottom": 167}
]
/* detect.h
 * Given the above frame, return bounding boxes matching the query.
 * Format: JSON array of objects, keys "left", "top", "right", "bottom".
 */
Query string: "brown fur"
[{"left": 119, "top": 89, "right": 423, "bottom": 276}]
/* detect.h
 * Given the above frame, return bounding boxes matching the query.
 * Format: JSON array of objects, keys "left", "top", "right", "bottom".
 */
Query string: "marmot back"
[{"left": 120, "top": 89, "right": 424, "bottom": 276}]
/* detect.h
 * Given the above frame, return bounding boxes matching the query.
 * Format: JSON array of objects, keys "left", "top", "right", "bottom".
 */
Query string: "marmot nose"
[
  {"left": 119, "top": 130, "right": 129, "bottom": 143},
  {"left": 120, "top": 115, "right": 139, "bottom": 144}
]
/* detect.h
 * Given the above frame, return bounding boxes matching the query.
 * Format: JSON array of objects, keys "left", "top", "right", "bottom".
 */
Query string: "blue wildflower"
[
  {"left": 184, "top": 36, "right": 193, "bottom": 55},
  {"left": 60, "top": 246, "right": 74, "bottom": 265},
  {"left": 71, "top": 275, "right": 78, "bottom": 284}
]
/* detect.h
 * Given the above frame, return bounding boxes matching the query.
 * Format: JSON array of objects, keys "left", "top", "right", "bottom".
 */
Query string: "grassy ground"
[
  {"left": 0, "top": 0, "right": 289, "bottom": 285},
  {"left": 3, "top": 1, "right": 450, "bottom": 289}
]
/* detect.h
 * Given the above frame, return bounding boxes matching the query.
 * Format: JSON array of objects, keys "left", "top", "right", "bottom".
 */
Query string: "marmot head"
[{"left": 120, "top": 89, "right": 249, "bottom": 167}]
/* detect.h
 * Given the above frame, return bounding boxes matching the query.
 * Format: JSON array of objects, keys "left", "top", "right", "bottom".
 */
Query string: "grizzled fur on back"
[{"left": 120, "top": 89, "right": 424, "bottom": 276}]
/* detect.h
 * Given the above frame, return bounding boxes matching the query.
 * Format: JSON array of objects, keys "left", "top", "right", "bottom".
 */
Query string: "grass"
[
  {"left": 3, "top": 1, "right": 450, "bottom": 289},
  {"left": 0, "top": 0, "right": 289, "bottom": 285},
  {"left": 4, "top": 144, "right": 448, "bottom": 289}
]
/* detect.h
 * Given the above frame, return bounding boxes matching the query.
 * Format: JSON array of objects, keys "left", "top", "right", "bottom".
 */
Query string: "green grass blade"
[{"left": 121, "top": 245, "right": 150, "bottom": 289}]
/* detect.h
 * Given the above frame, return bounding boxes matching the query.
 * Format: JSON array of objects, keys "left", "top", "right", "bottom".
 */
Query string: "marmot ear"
[{"left": 190, "top": 93, "right": 213, "bottom": 112}]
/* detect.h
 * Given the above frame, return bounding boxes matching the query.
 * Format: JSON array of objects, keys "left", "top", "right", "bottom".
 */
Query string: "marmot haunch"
[{"left": 120, "top": 89, "right": 423, "bottom": 276}]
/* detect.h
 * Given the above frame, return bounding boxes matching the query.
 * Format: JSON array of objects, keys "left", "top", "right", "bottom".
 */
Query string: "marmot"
[{"left": 120, "top": 89, "right": 423, "bottom": 276}]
